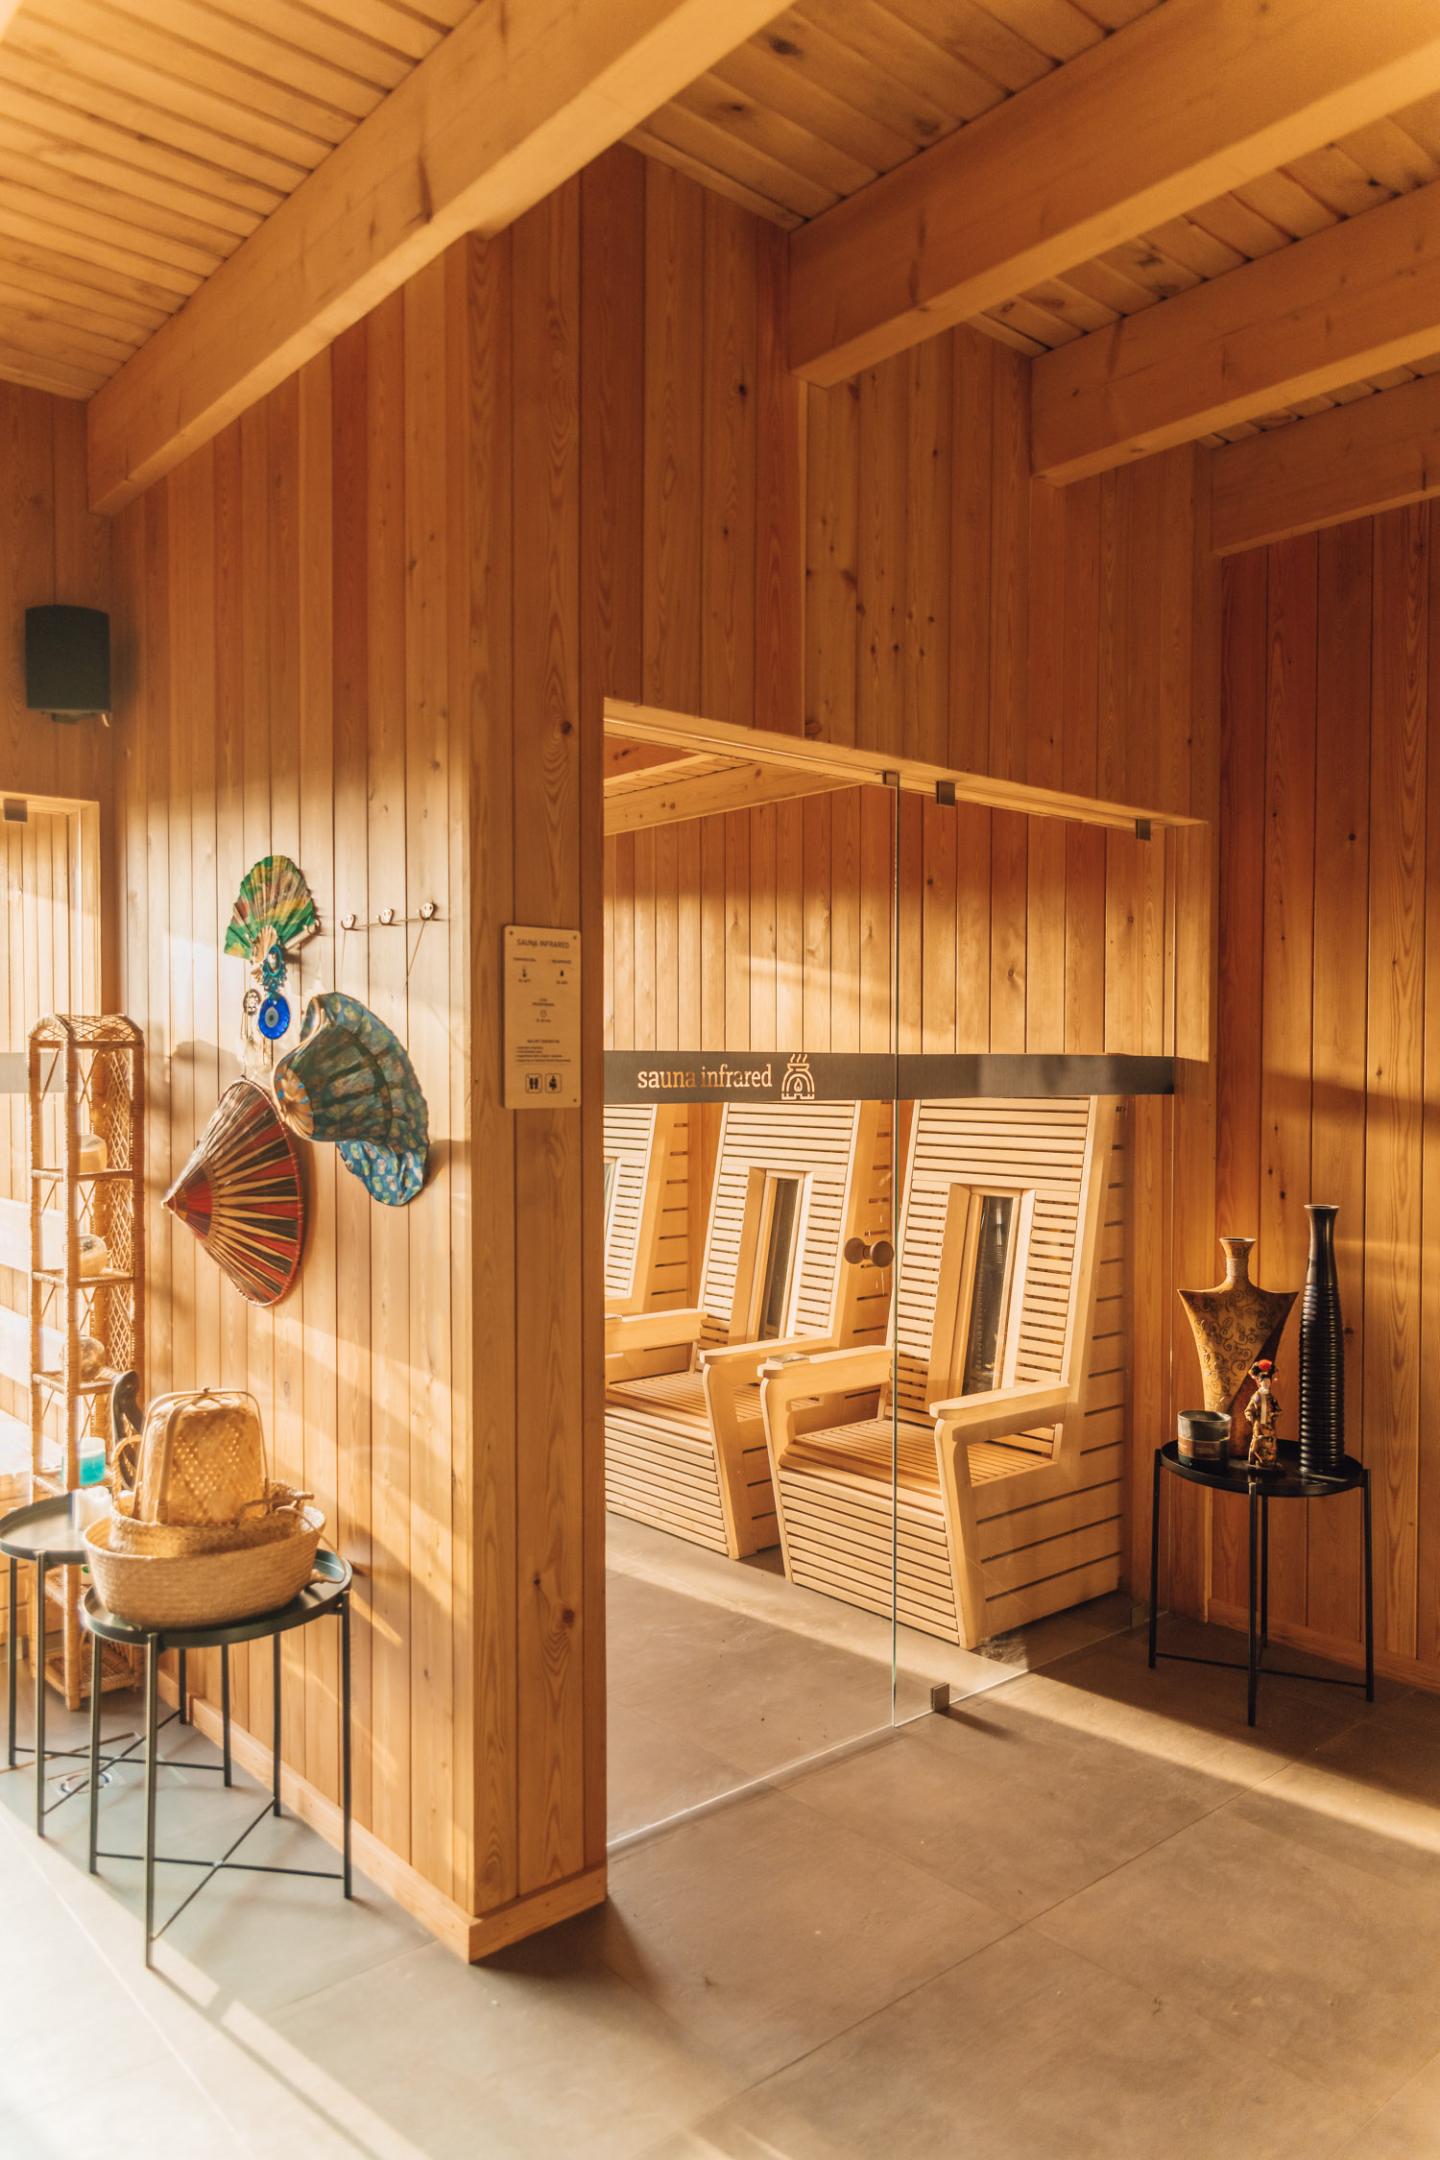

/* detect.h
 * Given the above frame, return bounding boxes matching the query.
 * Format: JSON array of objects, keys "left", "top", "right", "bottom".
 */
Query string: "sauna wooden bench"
[{"left": 1148, "top": 1440, "right": 1374, "bottom": 1728}]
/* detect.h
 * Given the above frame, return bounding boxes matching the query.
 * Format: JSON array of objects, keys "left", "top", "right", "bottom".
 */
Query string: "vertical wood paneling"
[
  {"left": 403, "top": 258, "right": 454, "bottom": 1896},
  {"left": 1213, "top": 499, "right": 1440, "bottom": 1692},
  {"left": 1309, "top": 519, "right": 1371, "bottom": 1645},
  {"left": 1259, "top": 535, "right": 1317, "bottom": 1626},
  {"left": 1211, "top": 550, "right": 1267, "bottom": 1617},
  {"left": 101, "top": 155, "right": 708, "bottom": 1943},
  {"left": 458, "top": 228, "right": 518, "bottom": 1912},
  {"left": 512, "top": 182, "right": 585, "bottom": 1887},
  {"left": 1367, "top": 508, "right": 1427, "bottom": 1663}
]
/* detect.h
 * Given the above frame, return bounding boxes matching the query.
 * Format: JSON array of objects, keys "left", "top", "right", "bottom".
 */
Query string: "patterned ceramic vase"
[
  {"left": 1178, "top": 1237, "right": 1297, "bottom": 1453},
  {"left": 1299, "top": 1204, "right": 1344, "bottom": 1478}
]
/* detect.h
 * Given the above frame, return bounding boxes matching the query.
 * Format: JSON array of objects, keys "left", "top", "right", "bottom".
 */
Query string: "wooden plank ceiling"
[
  {"left": 629, "top": 0, "right": 1440, "bottom": 445},
  {"left": 4, "top": 0, "right": 1440, "bottom": 449},
  {"left": 0, "top": 0, "right": 476, "bottom": 397}
]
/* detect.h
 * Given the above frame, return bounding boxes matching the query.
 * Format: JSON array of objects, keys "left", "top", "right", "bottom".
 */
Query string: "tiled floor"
[
  {"left": 4, "top": 1576, "right": 1439, "bottom": 2157},
  {"left": 606, "top": 1514, "right": 1134, "bottom": 1839}
]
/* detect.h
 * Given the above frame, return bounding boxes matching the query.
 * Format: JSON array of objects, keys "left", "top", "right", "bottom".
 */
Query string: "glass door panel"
[{"left": 602, "top": 763, "right": 903, "bottom": 1841}]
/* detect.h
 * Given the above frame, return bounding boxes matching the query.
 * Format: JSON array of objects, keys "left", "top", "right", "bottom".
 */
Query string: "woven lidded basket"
[
  {"left": 108, "top": 1482, "right": 311, "bottom": 1559},
  {"left": 83, "top": 1505, "right": 324, "bottom": 1630},
  {"left": 134, "top": 1388, "right": 266, "bottom": 1526}
]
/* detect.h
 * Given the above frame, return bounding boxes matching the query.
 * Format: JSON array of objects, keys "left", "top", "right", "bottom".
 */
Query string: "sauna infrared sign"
[{"left": 503, "top": 926, "right": 581, "bottom": 1109}]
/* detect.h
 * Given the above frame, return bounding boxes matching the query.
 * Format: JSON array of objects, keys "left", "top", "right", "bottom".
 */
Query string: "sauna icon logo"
[{"left": 780, "top": 1053, "right": 816, "bottom": 1103}]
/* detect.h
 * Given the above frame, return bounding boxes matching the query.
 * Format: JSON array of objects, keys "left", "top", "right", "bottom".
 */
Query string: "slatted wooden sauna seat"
[
  {"left": 605, "top": 1098, "right": 891, "bottom": 1559},
  {"left": 603, "top": 1104, "right": 689, "bottom": 1316},
  {"left": 762, "top": 1098, "right": 1122, "bottom": 1648}
]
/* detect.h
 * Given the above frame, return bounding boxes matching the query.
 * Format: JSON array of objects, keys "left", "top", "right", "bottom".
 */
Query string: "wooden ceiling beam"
[
  {"left": 85, "top": 0, "right": 789, "bottom": 512},
  {"left": 1210, "top": 375, "right": 1440, "bottom": 556},
  {"left": 1034, "top": 178, "right": 1440, "bottom": 482},
  {"left": 786, "top": 0, "right": 1440, "bottom": 388}
]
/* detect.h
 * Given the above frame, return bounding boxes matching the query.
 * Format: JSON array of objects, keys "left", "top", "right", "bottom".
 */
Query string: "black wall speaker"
[{"left": 25, "top": 605, "right": 110, "bottom": 723}]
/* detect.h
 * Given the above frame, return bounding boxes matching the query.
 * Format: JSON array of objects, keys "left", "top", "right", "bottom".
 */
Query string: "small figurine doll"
[{"left": 1244, "top": 1357, "right": 1281, "bottom": 1470}]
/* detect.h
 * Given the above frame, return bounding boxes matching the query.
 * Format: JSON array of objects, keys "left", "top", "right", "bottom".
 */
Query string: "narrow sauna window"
[
  {"left": 603, "top": 1155, "right": 619, "bottom": 1234},
  {"left": 756, "top": 1174, "right": 803, "bottom": 1340},
  {"left": 941, "top": 1183, "right": 1019, "bottom": 1399}
]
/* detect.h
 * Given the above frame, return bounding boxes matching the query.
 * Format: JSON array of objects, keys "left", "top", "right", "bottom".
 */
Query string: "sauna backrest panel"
[
  {"left": 895, "top": 1098, "right": 1092, "bottom": 1419},
  {"left": 698, "top": 1101, "right": 864, "bottom": 1348}
]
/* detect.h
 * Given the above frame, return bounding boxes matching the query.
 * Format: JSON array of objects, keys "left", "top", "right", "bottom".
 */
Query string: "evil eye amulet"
[{"left": 257, "top": 992, "right": 291, "bottom": 1041}]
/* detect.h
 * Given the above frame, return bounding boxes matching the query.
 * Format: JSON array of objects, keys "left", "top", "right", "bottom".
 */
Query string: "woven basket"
[
  {"left": 83, "top": 1505, "right": 325, "bottom": 1630},
  {"left": 108, "top": 1483, "right": 312, "bottom": 1559},
  {"left": 134, "top": 1388, "right": 267, "bottom": 1526}
]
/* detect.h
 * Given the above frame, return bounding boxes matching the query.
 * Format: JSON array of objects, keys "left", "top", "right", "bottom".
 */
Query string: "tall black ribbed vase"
[{"left": 1299, "top": 1203, "right": 1344, "bottom": 1477}]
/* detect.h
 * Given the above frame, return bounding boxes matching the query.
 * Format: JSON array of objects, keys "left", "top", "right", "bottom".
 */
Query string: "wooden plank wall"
[
  {"left": 1204, "top": 507, "right": 1440, "bottom": 1689},
  {"left": 0, "top": 810, "right": 81, "bottom": 1430},
  {"left": 98, "top": 145, "right": 799, "bottom": 1951},
  {"left": 0, "top": 384, "right": 113, "bottom": 1487},
  {"left": 605, "top": 331, "right": 1221, "bottom": 1602}
]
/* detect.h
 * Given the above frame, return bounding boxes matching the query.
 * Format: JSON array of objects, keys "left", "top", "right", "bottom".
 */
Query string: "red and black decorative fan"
[{"left": 163, "top": 1081, "right": 305, "bottom": 1306}]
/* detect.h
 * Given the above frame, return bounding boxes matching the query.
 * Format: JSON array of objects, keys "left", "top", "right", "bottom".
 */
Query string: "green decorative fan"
[{"left": 224, "top": 855, "right": 319, "bottom": 972}]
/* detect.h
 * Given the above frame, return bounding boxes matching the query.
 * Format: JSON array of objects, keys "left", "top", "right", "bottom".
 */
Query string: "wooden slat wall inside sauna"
[{"left": 605, "top": 337, "right": 1220, "bottom": 1601}]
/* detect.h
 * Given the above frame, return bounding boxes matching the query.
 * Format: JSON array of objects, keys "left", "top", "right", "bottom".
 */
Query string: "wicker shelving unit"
[{"left": 28, "top": 1014, "right": 146, "bottom": 1708}]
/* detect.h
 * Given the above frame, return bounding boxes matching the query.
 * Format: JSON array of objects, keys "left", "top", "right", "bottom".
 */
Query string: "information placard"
[{"left": 503, "top": 925, "right": 581, "bottom": 1109}]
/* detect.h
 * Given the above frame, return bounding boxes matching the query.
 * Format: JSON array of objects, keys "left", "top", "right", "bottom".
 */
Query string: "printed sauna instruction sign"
[{"left": 503, "top": 925, "right": 581, "bottom": 1108}]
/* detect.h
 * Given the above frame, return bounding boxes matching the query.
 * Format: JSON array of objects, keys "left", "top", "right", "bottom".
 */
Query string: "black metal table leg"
[
  {"left": 1247, "top": 1479, "right": 1260, "bottom": 1728},
  {"left": 34, "top": 1558, "right": 46, "bottom": 1837},
  {"left": 272, "top": 1633, "right": 282, "bottom": 1817},
  {"left": 88, "top": 1629, "right": 102, "bottom": 1874},
  {"left": 178, "top": 1648, "right": 188, "bottom": 1725},
  {"left": 6, "top": 1557, "right": 16, "bottom": 1769},
  {"left": 221, "top": 1646, "right": 232, "bottom": 1787},
  {"left": 1260, "top": 1492, "right": 1270, "bottom": 1653},
  {"left": 143, "top": 1639, "right": 159, "bottom": 1968},
  {"left": 341, "top": 1594, "right": 352, "bottom": 1899},
  {"left": 1373, "top": 1468, "right": 1381, "bottom": 1702},
  {"left": 1148, "top": 1448, "right": 1162, "bottom": 1668}
]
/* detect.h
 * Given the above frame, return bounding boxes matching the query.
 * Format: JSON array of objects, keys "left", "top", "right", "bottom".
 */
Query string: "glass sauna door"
[{"left": 602, "top": 751, "right": 907, "bottom": 1843}]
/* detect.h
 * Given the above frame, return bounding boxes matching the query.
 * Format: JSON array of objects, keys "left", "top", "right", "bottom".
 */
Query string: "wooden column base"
[{"left": 158, "top": 1671, "right": 606, "bottom": 1961}]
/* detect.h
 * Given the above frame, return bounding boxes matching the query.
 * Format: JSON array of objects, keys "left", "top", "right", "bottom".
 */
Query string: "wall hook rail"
[{"left": 338, "top": 902, "right": 440, "bottom": 984}]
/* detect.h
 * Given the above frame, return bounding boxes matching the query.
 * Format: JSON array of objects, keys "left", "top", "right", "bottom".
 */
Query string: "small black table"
[
  {"left": 1, "top": 1491, "right": 200, "bottom": 1838},
  {"left": 82, "top": 1550, "right": 353, "bottom": 1966},
  {"left": 1149, "top": 1439, "right": 1374, "bottom": 1727}
]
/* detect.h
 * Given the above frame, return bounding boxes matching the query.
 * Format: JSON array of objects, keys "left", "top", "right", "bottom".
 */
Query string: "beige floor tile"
[
  {"left": 1333, "top": 2046, "right": 1440, "bottom": 2159},
  {"left": 777, "top": 1696, "right": 1239, "bottom": 1921},
  {"left": 610, "top": 1573, "right": 896, "bottom": 1781},
  {"left": 642, "top": 1926, "right": 1363, "bottom": 2160},
  {"left": 1036, "top": 1799, "right": 1440, "bottom": 2109},
  {"left": 1222, "top": 1714, "right": 1440, "bottom": 1891},
  {"left": 271, "top": 1934, "right": 738, "bottom": 2159},
  {"left": 995, "top": 1620, "right": 1383, "bottom": 1791},
  {"left": 610, "top": 1697, "right": 759, "bottom": 1841},
  {"left": 595, "top": 1781, "right": 1011, "bottom": 2082},
  {"left": 5, "top": 2055, "right": 244, "bottom": 2159}
]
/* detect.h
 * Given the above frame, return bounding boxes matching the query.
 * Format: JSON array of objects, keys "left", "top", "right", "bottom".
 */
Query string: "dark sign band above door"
[{"left": 604, "top": 1050, "right": 1174, "bottom": 1104}]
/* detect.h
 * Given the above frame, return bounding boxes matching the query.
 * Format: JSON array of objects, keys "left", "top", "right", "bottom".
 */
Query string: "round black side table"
[
  {"left": 1, "top": 1492, "right": 194, "bottom": 1838},
  {"left": 82, "top": 1550, "right": 353, "bottom": 1966},
  {"left": 1149, "top": 1440, "right": 1374, "bottom": 1728}
]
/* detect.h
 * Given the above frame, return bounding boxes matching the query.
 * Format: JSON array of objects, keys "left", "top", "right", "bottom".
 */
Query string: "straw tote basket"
[
  {"left": 85, "top": 1386, "right": 324, "bottom": 1628},
  {"left": 83, "top": 1506, "right": 324, "bottom": 1630}
]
